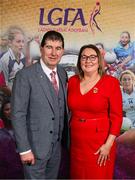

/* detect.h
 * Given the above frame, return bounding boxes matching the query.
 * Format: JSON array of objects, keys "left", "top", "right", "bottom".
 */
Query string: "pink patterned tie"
[{"left": 50, "top": 71, "right": 59, "bottom": 94}]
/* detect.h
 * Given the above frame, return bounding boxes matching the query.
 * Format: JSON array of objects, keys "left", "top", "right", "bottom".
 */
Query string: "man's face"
[{"left": 40, "top": 39, "right": 64, "bottom": 69}]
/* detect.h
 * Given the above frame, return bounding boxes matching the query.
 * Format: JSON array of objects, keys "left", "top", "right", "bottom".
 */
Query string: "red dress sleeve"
[{"left": 109, "top": 78, "right": 123, "bottom": 136}]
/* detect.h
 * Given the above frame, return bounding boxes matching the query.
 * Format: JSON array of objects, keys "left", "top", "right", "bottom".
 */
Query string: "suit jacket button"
[
  {"left": 50, "top": 131, "right": 53, "bottom": 134},
  {"left": 52, "top": 117, "right": 54, "bottom": 120}
]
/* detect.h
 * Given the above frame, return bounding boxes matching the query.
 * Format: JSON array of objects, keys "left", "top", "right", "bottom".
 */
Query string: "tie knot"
[
  {"left": 50, "top": 71, "right": 58, "bottom": 94},
  {"left": 50, "top": 71, "right": 56, "bottom": 78}
]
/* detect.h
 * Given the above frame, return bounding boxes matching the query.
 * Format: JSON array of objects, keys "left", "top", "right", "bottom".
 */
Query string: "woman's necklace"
[
  {"left": 82, "top": 75, "right": 100, "bottom": 85},
  {"left": 84, "top": 78, "right": 98, "bottom": 84},
  {"left": 80, "top": 75, "right": 100, "bottom": 95}
]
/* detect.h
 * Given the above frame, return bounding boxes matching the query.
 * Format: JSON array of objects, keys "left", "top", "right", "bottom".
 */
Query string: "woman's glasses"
[{"left": 81, "top": 55, "right": 98, "bottom": 62}]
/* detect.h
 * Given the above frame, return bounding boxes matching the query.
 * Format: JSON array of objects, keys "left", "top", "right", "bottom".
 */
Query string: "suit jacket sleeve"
[{"left": 11, "top": 69, "right": 31, "bottom": 153}]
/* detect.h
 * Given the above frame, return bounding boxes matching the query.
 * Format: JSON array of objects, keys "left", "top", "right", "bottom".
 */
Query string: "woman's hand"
[
  {"left": 94, "top": 144, "right": 111, "bottom": 166},
  {"left": 94, "top": 134, "right": 116, "bottom": 166}
]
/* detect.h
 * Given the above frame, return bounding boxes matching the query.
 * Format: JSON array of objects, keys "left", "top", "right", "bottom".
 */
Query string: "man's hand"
[{"left": 20, "top": 151, "right": 35, "bottom": 165}]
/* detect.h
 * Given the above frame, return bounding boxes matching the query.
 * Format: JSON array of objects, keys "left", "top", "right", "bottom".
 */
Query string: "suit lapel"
[
  {"left": 35, "top": 63, "right": 55, "bottom": 113},
  {"left": 57, "top": 66, "right": 67, "bottom": 99}
]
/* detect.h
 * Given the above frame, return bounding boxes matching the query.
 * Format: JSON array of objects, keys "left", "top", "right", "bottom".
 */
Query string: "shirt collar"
[{"left": 40, "top": 59, "right": 57, "bottom": 77}]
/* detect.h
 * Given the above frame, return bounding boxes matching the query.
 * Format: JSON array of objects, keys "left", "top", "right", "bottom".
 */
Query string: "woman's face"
[
  {"left": 10, "top": 33, "right": 25, "bottom": 55},
  {"left": 3, "top": 103, "right": 11, "bottom": 119},
  {"left": 120, "top": 32, "right": 130, "bottom": 46},
  {"left": 121, "top": 74, "right": 133, "bottom": 91},
  {"left": 80, "top": 48, "right": 99, "bottom": 74}
]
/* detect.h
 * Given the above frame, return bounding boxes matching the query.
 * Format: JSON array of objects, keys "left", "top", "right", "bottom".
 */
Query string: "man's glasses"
[{"left": 81, "top": 55, "right": 98, "bottom": 62}]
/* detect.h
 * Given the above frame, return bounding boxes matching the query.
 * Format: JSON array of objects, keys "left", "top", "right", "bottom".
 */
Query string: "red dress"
[{"left": 67, "top": 74, "right": 122, "bottom": 179}]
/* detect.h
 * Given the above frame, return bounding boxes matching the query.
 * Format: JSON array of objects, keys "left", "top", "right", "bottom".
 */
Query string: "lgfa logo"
[
  {"left": 39, "top": 2, "right": 102, "bottom": 34},
  {"left": 39, "top": 8, "right": 87, "bottom": 26}
]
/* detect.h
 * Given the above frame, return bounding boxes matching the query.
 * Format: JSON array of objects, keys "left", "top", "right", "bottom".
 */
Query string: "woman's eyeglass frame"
[{"left": 81, "top": 55, "right": 98, "bottom": 62}]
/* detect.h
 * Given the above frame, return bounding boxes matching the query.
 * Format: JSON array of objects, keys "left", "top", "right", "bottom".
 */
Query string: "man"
[{"left": 11, "top": 31, "right": 69, "bottom": 179}]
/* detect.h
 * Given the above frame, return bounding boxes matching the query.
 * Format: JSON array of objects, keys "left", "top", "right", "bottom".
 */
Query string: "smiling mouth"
[
  {"left": 49, "top": 56, "right": 56, "bottom": 59},
  {"left": 49, "top": 58, "right": 58, "bottom": 62},
  {"left": 85, "top": 65, "right": 93, "bottom": 67}
]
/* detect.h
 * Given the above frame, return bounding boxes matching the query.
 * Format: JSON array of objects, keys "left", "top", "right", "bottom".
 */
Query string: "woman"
[
  {"left": 114, "top": 70, "right": 135, "bottom": 179},
  {"left": 0, "top": 26, "right": 26, "bottom": 90},
  {"left": 0, "top": 99, "right": 12, "bottom": 130},
  {"left": 119, "top": 70, "right": 135, "bottom": 128},
  {"left": 114, "top": 31, "right": 135, "bottom": 70},
  {"left": 68, "top": 44, "right": 122, "bottom": 179},
  {"left": 95, "top": 43, "right": 107, "bottom": 70},
  {"left": 0, "top": 99, "right": 24, "bottom": 179}
]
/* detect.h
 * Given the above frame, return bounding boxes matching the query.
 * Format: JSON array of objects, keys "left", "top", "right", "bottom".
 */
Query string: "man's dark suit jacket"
[{"left": 11, "top": 62, "right": 69, "bottom": 159}]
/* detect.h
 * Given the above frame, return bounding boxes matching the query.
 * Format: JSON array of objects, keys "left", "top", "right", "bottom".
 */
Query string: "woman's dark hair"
[
  {"left": 77, "top": 44, "right": 105, "bottom": 79},
  {"left": 0, "top": 99, "right": 11, "bottom": 128},
  {"left": 40, "top": 30, "right": 64, "bottom": 48}
]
